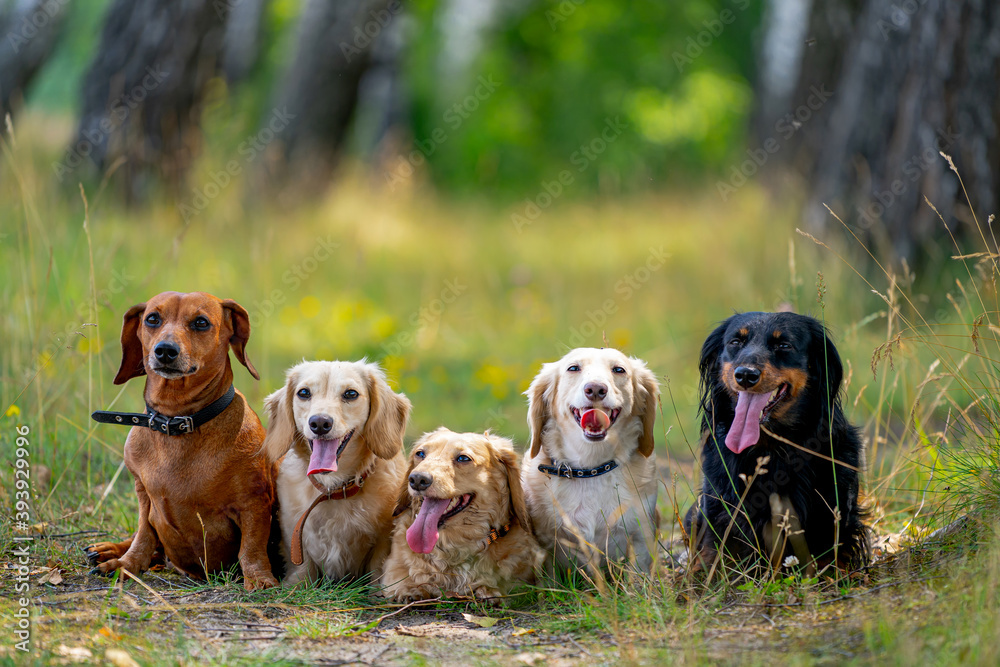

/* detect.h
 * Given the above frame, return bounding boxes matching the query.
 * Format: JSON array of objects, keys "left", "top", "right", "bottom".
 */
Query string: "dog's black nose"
[
  {"left": 584, "top": 382, "right": 608, "bottom": 400},
  {"left": 409, "top": 471, "right": 432, "bottom": 492},
  {"left": 153, "top": 342, "right": 179, "bottom": 363},
  {"left": 734, "top": 366, "right": 761, "bottom": 389},
  {"left": 308, "top": 414, "right": 333, "bottom": 436}
]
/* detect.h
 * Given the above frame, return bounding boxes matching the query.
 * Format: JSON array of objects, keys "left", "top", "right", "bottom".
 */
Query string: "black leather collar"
[
  {"left": 538, "top": 459, "right": 619, "bottom": 479},
  {"left": 91, "top": 385, "right": 236, "bottom": 436}
]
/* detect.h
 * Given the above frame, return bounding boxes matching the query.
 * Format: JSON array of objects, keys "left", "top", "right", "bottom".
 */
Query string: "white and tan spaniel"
[
  {"left": 521, "top": 347, "right": 661, "bottom": 573},
  {"left": 381, "top": 428, "right": 543, "bottom": 601},
  {"left": 263, "top": 360, "right": 411, "bottom": 585}
]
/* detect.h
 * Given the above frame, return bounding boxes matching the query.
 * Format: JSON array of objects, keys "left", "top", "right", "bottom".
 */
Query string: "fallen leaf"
[
  {"left": 38, "top": 567, "right": 63, "bottom": 585},
  {"left": 511, "top": 625, "right": 536, "bottom": 637},
  {"left": 105, "top": 648, "right": 139, "bottom": 667},
  {"left": 462, "top": 613, "right": 499, "bottom": 628},
  {"left": 98, "top": 626, "right": 123, "bottom": 641}
]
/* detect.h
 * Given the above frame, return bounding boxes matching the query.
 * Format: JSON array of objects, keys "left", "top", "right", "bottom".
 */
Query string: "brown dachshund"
[{"left": 85, "top": 291, "right": 279, "bottom": 590}]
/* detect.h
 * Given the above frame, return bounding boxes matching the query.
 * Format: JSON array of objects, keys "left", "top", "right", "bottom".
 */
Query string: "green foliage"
[
  {"left": 24, "top": 0, "right": 112, "bottom": 112},
  {"left": 22, "top": 0, "right": 761, "bottom": 197},
  {"left": 403, "top": 0, "right": 760, "bottom": 195}
]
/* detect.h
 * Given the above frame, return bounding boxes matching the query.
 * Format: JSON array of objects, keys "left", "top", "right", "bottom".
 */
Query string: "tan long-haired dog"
[
  {"left": 381, "top": 428, "right": 543, "bottom": 601},
  {"left": 262, "top": 360, "right": 411, "bottom": 585},
  {"left": 521, "top": 347, "right": 661, "bottom": 573}
]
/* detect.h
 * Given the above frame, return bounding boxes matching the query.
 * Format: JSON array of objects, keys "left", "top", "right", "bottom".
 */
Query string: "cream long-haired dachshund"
[
  {"left": 381, "top": 428, "right": 543, "bottom": 601},
  {"left": 521, "top": 347, "right": 661, "bottom": 573},
  {"left": 263, "top": 360, "right": 411, "bottom": 585}
]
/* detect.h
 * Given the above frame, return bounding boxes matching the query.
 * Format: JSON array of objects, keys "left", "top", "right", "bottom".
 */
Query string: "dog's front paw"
[
  {"left": 393, "top": 585, "right": 438, "bottom": 602},
  {"left": 84, "top": 542, "right": 125, "bottom": 565},
  {"left": 244, "top": 572, "right": 278, "bottom": 591},
  {"left": 472, "top": 586, "right": 502, "bottom": 602},
  {"left": 92, "top": 557, "right": 140, "bottom": 578}
]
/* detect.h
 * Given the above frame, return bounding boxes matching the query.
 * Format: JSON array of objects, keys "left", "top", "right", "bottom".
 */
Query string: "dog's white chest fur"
[
  {"left": 523, "top": 453, "right": 656, "bottom": 569},
  {"left": 278, "top": 453, "right": 399, "bottom": 582}
]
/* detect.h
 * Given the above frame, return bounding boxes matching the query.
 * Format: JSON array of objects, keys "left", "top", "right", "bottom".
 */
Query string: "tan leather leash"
[{"left": 289, "top": 472, "right": 370, "bottom": 566}]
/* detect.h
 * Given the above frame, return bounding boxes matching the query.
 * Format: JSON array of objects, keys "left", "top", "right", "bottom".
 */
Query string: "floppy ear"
[
  {"left": 113, "top": 303, "right": 148, "bottom": 385},
  {"left": 261, "top": 380, "right": 298, "bottom": 461},
  {"left": 811, "top": 321, "right": 844, "bottom": 414},
  {"left": 221, "top": 299, "right": 259, "bottom": 380},
  {"left": 526, "top": 362, "right": 559, "bottom": 458},
  {"left": 392, "top": 451, "right": 420, "bottom": 517},
  {"left": 496, "top": 444, "right": 533, "bottom": 535},
  {"left": 364, "top": 365, "right": 411, "bottom": 460},
  {"left": 698, "top": 319, "right": 729, "bottom": 415},
  {"left": 632, "top": 362, "right": 660, "bottom": 458}
]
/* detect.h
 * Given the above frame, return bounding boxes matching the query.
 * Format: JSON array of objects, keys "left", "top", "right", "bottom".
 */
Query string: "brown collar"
[{"left": 289, "top": 471, "right": 369, "bottom": 566}]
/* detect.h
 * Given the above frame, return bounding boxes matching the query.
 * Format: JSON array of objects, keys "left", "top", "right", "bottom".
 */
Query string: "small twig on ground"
[
  {"left": 569, "top": 637, "right": 593, "bottom": 656},
  {"left": 45, "top": 530, "right": 109, "bottom": 539}
]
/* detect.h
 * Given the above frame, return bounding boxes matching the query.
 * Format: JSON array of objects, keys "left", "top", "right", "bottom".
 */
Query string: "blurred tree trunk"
[
  {"left": 272, "top": 0, "right": 400, "bottom": 184},
  {"left": 756, "top": 0, "right": 1000, "bottom": 263},
  {"left": 72, "top": 0, "right": 229, "bottom": 193},
  {"left": 221, "top": 0, "right": 267, "bottom": 83},
  {"left": 0, "top": 0, "right": 68, "bottom": 124}
]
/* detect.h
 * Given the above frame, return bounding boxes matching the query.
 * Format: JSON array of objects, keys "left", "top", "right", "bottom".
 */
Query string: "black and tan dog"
[{"left": 684, "top": 312, "right": 869, "bottom": 575}]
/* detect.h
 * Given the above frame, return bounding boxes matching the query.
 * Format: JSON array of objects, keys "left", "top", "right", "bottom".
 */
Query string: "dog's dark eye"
[
  {"left": 612, "top": 366, "right": 626, "bottom": 374},
  {"left": 567, "top": 364, "right": 581, "bottom": 372},
  {"left": 776, "top": 342, "right": 792, "bottom": 351},
  {"left": 414, "top": 450, "right": 425, "bottom": 459},
  {"left": 296, "top": 387, "right": 311, "bottom": 400},
  {"left": 455, "top": 454, "right": 472, "bottom": 463},
  {"left": 144, "top": 313, "right": 161, "bottom": 327},
  {"left": 343, "top": 389, "right": 359, "bottom": 400},
  {"left": 728, "top": 338, "right": 742, "bottom": 347},
  {"left": 191, "top": 316, "right": 210, "bottom": 331}
]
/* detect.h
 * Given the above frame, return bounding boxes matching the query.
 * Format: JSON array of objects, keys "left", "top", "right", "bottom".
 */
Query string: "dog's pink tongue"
[
  {"left": 581, "top": 409, "right": 611, "bottom": 433},
  {"left": 406, "top": 497, "right": 451, "bottom": 554},
  {"left": 307, "top": 438, "right": 342, "bottom": 475},
  {"left": 725, "top": 392, "right": 772, "bottom": 454}
]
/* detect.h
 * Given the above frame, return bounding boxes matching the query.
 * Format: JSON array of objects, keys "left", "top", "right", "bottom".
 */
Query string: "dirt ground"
[{"left": 1, "top": 526, "right": 949, "bottom": 667}]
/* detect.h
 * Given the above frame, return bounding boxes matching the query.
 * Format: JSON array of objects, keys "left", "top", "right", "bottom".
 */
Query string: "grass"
[{"left": 2, "top": 115, "right": 1000, "bottom": 664}]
